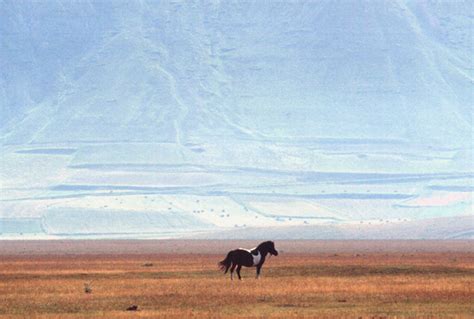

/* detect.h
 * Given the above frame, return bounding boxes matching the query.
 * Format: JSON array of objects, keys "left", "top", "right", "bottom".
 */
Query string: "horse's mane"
[{"left": 257, "top": 241, "right": 274, "bottom": 250}]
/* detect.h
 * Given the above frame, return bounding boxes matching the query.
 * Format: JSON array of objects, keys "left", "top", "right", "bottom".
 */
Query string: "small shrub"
[{"left": 84, "top": 282, "right": 92, "bottom": 294}]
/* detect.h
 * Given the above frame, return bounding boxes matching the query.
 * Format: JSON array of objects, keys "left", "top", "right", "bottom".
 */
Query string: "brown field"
[{"left": 0, "top": 240, "right": 473, "bottom": 318}]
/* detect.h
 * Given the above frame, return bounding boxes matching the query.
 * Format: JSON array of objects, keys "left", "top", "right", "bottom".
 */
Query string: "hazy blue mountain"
[{"left": 1, "top": 1, "right": 472, "bottom": 238}]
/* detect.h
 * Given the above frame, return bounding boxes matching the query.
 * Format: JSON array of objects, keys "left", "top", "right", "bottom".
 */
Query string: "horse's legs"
[
  {"left": 230, "top": 263, "right": 237, "bottom": 280},
  {"left": 236, "top": 265, "right": 242, "bottom": 280},
  {"left": 256, "top": 265, "right": 262, "bottom": 279}
]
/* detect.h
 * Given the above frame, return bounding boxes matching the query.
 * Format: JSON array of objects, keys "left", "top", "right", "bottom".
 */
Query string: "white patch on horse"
[
  {"left": 252, "top": 251, "right": 261, "bottom": 266},
  {"left": 241, "top": 248, "right": 261, "bottom": 266}
]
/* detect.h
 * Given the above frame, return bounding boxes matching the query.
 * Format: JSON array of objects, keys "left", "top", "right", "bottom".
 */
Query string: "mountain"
[{"left": 0, "top": 0, "right": 472, "bottom": 239}]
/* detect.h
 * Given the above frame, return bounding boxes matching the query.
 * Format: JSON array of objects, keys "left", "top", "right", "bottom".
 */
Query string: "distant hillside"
[
  {"left": 190, "top": 216, "right": 474, "bottom": 240},
  {"left": 0, "top": 1, "right": 472, "bottom": 239}
]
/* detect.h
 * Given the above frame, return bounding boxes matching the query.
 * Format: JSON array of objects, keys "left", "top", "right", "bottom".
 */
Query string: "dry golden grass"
[{"left": 0, "top": 241, "right": 472, "bottom": 318}]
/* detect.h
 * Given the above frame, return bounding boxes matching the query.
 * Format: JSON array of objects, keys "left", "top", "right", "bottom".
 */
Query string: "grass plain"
[{"left": 0, "top": 240, "right": 472, "bottom": 318}]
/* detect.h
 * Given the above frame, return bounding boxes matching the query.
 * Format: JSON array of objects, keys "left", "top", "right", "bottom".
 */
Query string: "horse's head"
[{"left": 260, "top": 241, "right": 278, "bottom": 256}]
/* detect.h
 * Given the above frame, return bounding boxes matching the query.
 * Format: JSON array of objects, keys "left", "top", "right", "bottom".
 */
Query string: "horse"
[{"left": 218, "top": 241, "right": 278, "bottom": 280}]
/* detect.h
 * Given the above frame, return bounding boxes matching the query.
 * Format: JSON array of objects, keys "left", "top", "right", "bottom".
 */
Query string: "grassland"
[{"left": 0, "top": 240, "right": 472, "bottom": 318}]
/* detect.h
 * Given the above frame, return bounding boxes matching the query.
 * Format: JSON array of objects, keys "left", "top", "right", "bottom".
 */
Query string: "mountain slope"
[{"left": 0, "top": 0, "right": 472, "bottom": 238}]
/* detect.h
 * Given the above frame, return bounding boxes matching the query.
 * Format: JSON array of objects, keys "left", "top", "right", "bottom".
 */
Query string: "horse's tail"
[{"left": 218, "top": 251, "right": 233, "bottom": 273}]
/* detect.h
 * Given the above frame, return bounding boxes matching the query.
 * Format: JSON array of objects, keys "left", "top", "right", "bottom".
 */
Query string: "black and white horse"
[{"left": 218, "top": 241, "right": 278, "bottom": 280}]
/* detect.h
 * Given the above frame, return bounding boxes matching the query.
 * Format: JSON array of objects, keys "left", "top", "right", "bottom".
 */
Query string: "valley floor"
[{"left": 0, "top": 240, "right": 473, "bottom": 318}]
